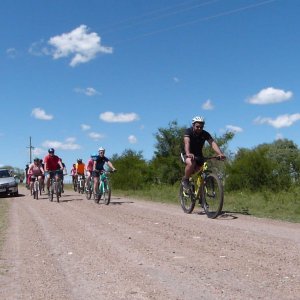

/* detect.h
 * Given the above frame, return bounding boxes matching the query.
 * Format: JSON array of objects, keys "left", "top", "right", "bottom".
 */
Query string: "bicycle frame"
[
  {"left": 93, "top": 171, "right": 112, "bottom": 205},
  {"left": 31, "top": 176, "right": 40, "bottom": 199},
  {"left": 77, "top": 174, "right": 85, "bottom": 194},
  {"left": 48, "top": 170, "right": 62, "bottom": 202},
  {"left": 190, "top": 162, "right": 209, "bottom": 199}
]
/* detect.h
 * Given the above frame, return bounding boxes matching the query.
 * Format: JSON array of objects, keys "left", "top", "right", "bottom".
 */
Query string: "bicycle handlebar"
[
  {"left": 94, "top": 169, "right": 117, "bottom": 174},
  {"left": 181, "top": 153, "right": 226, "bottom": 163}
]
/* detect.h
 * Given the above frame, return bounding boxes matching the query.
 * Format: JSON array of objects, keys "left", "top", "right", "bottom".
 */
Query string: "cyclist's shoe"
[{"left": 181, "top": 178, "right": 190, "bottom": 193}]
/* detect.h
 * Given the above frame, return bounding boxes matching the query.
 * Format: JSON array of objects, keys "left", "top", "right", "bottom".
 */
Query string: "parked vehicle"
[{"left": 0, "top": 169, "right": 19, "bottom": 197}]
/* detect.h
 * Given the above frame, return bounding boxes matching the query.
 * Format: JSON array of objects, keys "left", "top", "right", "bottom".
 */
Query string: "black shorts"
[{"left": 92, "top": 170, "right": 103, "bottom": 178}]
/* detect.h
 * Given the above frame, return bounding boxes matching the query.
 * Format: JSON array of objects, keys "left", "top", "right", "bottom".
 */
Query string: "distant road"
[{"left": 0, "top": 186, "right": 299, "bottom": 299}]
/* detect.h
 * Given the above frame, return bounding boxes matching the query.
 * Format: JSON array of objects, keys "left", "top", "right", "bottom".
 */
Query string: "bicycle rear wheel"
[
  {"left": 179, "top": 184, "right": 196, "bottom": 214},
  {"left": 201, "top": 173, "right": 223, "bottom": 219}
]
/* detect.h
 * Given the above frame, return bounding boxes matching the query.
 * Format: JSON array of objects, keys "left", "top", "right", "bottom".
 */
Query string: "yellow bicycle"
[{"left": 179, "top": 155, "right": 224, "bottom": 219}]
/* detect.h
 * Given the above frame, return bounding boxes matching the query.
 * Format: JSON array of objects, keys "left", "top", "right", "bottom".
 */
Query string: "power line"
[
  {"left": 110, "top": 0, "right": 277, "bottom": 45},
  {"left": 101, "top": 0, "right": 221, "bottom": 35}
]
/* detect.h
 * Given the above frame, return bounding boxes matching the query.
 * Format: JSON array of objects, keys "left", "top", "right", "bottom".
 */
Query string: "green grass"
[{"left": 113, "top": 184, "right": 300, "bottom": 223}]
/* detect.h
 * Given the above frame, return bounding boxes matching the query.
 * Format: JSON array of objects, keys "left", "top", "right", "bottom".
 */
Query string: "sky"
[{"left": 1, "top": 0, "right": 299, "bottom": 172}]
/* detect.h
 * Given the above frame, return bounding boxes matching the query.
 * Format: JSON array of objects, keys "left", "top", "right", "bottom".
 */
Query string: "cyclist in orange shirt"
[{"left": 75, "top": 159, "right": 85, "bottom": 187}]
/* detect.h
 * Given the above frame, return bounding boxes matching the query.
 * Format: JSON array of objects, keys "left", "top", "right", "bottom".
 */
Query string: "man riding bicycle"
[
  {"left": 182, "top": 116, "right": 225, "bottom": 191},
  {"left": 43, "top": 148, "right": 63, "bottom": 194},
  {"left": 92, "top": 147, "right": 116, "bottom": 195}
]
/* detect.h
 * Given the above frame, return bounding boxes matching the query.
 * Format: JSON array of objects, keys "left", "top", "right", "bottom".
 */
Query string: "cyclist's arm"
[
  {"left": 40, "top": 165, "right": 45, "bottom": 174},
  {"left": 58, "top": 159, "right": 63, "bottom": 170},
  {"left": 107, "top": 161, "right": 116, "bottom": 171},
  {"left": 184, "top": 136, "right": 194, "bottom": 159},
  {"left": 208, "top": 139, "right": 226, "bottom": 158}
]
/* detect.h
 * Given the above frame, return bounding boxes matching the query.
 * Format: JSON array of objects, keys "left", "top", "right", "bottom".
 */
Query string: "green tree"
[
  {"left": 225, "top": 139, "right": 300, "bottom": 191},
  {"left": 110, "top": 149, "right": 150, "bottom": 190},
  {"left": 225, "top": 147, "right": 277, "bottom": 191},
  {"left": 151, "top": 120, "right": 186, "bottom": 184}
]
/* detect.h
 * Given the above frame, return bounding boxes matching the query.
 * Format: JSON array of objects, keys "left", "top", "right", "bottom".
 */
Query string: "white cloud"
[
  {"left": 81, "top": 124, "right": 91, "bottom": 131},
  {"left": 31, "top": 108, "right": 53, "bottom": 120},
  {"left": 173, "top": 77, "right": 179, "bottom": 83},
  {"left": 32, "top": 147, "right": 46, "bottom": 157},
  {"left": 100, "top": 112, "right": 140, "bottom": 123},
  {"left": 48, "top": 24, "right": 113, "bottom": 67},
  {"left": 28, "top": 39, "right": 52, "bottom": 56},
  {"left": 247, "top": 87, "right": 293, "bottom": 105},
  {"left": 74, "top": 87, "right": 101, "bottom": 96},
  {"left": 42, "top": 138, "right": 81, "bottom": 150},
  {"left": 88, "top": 132, "right": 105, "bottom": 141},
  {"left": 128, "top": 135, "right": 137, "bottom": 144},
  {"left": 6, "top": 48, "right": 17, "bottom": 58},
  {"left": 202, "top": 99, "right": 214, "bottom": 110},
  {"left": 254, "top": 113, "right": 300, "bottom": 128},
  {"left": 226, "top": 125, "right": 243, "bottom": 133}
]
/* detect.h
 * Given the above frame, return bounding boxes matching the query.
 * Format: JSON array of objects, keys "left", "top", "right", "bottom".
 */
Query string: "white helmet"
[
  {"left": 98, "top": 147, "right": 105, "bottom": 152},
  {"left": 192, "top": 116, "right": 205, "bottom": 124}
]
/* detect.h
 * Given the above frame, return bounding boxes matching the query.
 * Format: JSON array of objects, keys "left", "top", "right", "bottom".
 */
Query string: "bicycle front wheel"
[
  {"left": 179, "top": 184, "right": 196, "bottom": 214},
  {"left": 55, "top": 182, "right": 60, "bottom": 202},
  {"left": 201, "top": 173, "right": 223, "bottom": 219},
  {"left": 34, "top": 181, "right": 39, "bottom": 200},
  {"left": 85, "top": 186, "right": 92, "bottom": 200},
  {"left": 49, "top": 185, "right": 54, "bottom": 202},
  {"left": 103, "top": 186, "right": 111, "bottom": 205}
]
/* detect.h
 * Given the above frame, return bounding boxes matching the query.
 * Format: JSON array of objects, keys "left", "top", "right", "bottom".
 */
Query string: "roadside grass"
[
  {"left": 0, "top": 199, "right": 9, "bottom": 259},
  {"left": 61, "top": 183, "right": 300, "bottom": 222},
  {"left": 113, "top": 184, "right": 300, "bottom": 223}
]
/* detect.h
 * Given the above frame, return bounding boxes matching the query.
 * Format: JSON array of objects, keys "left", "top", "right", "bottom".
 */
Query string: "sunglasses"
[{"left": 195, "top": 125, "right": 204, "bottom": 129}]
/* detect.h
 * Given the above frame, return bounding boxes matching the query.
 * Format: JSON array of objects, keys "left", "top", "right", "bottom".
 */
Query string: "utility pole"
[{"left": 27, "top": 136, "right": 35, "bottom": 164}]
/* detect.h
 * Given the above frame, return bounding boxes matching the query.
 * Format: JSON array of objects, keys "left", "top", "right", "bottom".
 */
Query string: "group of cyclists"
[
  {"left": 26, "top": 148, "right": 66, "bottom": 196},
  {"left": 25, "top": 116, "right": 225, "bottom": 197},
  {"left": 70, "top": 147, "right": 117, "bottom": 195},
  {"left": 26, "top": 146, "right": 116, "bottom": 197}
]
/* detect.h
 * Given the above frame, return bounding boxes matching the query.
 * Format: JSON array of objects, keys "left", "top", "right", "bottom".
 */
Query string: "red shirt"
[{"left": 44, "top": 154, "right": 60, "bottom": 171}]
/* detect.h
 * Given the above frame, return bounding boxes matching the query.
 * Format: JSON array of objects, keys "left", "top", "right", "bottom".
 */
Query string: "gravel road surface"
[{"left": 0, "top": 186, "right": 299, "bottom": 299}]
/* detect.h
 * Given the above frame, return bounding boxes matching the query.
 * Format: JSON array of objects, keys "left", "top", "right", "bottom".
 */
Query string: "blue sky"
[{"left": 1, "top": 0, "right": 299, "bottom": 171}]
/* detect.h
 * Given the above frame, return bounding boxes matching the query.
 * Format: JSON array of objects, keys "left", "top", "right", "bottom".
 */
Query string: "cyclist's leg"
[
  {"left": 45, "top": 172, "right": 51, "bottom": 192},
  {"left": 29, "top": 175, "right": 34, "bottom": 194},
  {"left": 61, "top": 174, "right": 64, "bottom": 192},
  {"left": 37, "top": 175, "right": 43, "bottom": 192},
  {"left": 85, "top": 172, "right": 90, "bottom": 190},
  {"left": 93, "top": 172, "right": 99, "bottom": 194},
  {"left": 182, "top": 158, "right": 196, "bottom": 189},
  {"left": 40, "top": 174, "right": 45, "bottom": 191}
]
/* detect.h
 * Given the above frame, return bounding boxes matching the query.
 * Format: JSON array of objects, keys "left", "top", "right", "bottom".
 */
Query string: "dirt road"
[{"left": 0, "top": 186, "right": 299, "bottom": 300}]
